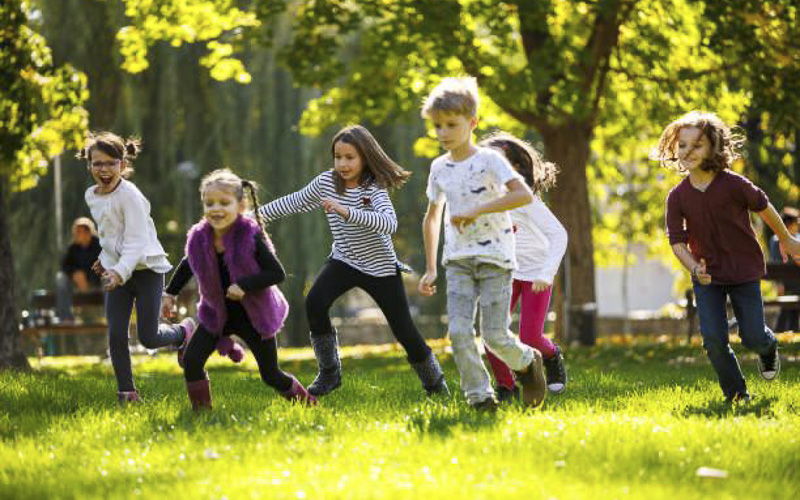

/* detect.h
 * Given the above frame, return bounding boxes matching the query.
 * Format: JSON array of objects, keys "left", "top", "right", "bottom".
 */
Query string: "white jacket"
[
  {"left": 85, "top": 179, "right": 171, "bottom": 283},
  {"left": 510, "top": 195, "right": 568, "bottom": 283}
]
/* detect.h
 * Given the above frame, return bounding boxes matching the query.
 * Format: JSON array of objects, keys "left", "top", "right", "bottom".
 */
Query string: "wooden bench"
[
  {"left": 685, "top": 262, "right": 800, "bottom": 339},
  {"left": 20, "top": 289, "right": 107, "bottom": 357}
]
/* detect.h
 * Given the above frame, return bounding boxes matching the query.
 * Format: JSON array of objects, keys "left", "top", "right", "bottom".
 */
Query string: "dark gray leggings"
[{"left": 105, "top": 269, "right": 184, "bottom": 392}]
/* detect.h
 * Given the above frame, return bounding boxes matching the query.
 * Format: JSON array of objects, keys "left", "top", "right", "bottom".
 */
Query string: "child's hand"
[
  {"left": 226, "top": 284, "right": 245, "bottom": 301},
  {"left": 451, "top": 209, "right": 479, "bottom": 233},
  {"left": 693, "top": 259, "right": 712, "bottom": 285},
  {"left": 161, "top": 293, "right": 177, "bottom": 318},
  {"left": 321, "top": 198, "right": 350, "bottom": 220},
  {"left": 418, "top": 271, "right": 438, "bottom": 296},
  {"left": 531, "top": 280, "right": 550, "bottom": 293},
  {"left": 778, "top": 236, "right": 800, "bottom": 263},
  {"left": 101, "top": 270, "right": 122, "bottom": 291},
  {"left": 91, "top": 259, "right": 105, "bottom": 276}
]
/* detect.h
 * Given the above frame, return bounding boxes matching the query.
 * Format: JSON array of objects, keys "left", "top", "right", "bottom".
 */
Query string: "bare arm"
[
  {"left": 451, "top": 179, "right": 533, "bottom": 231},
  {"left": 419, "top": 201, "right": 444, "bottom": 296}
]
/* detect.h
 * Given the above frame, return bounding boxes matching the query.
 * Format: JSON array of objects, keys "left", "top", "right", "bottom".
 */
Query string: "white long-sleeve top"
[
  {"left": 510, "top": 194, "right": 568, "bottom": 283},
  {"left": 257, "top": 170, "right": 400, "bottom": 277},
  {"left": 85, "top": 179, "right": 171, "bottom": 283}
]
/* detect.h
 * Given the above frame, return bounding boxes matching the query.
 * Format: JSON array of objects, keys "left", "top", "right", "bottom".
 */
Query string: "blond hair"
[
  {"left": 420, "top": 77, "right": 480, "bottom": 119},
  {"left": 199, "top": 168, "right": 267, "bottom": 235}
]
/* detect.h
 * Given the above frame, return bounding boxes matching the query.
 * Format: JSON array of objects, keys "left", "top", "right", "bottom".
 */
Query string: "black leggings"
[
  {"left": 182, "top": 312, "right": 293, "bottom": 392},
  {"left": 306, "top": 259, "right": 431, "bottom": 363}
]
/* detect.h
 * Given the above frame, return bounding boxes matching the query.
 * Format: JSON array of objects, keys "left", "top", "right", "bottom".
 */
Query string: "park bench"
[
  {"left": 685, "top": 262, "right": 800, "bottom": 339},
  {"left": 20, "top": 289, "right": 107, "bottom": 357}
]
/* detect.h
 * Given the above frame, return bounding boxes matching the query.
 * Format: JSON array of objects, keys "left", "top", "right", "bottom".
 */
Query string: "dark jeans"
[
  {"left": 182, "top": 312, "right": 293, "bottom": 393},
  {"left": 306, "top": 259, "right": 431, "bottom": 363},
  {"left": 106, "top": 270, "right": 184, "bottom": 392},
  {"left": 693, "top": 280, "right": 778, "bottom": 398}
]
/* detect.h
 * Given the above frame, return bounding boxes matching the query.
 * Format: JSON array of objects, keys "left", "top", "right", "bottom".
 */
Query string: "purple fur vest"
[{"left": 186, "top": 215, "right": 288, "bottom": 339}]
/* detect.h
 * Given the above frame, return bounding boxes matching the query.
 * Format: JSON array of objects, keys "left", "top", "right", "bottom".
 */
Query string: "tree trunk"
[
  {"left": 541, "top": 122, "right": 597, "bottom": 346},
  {"left": 0, "top": 178, "right": 31, "bottom": 370}
]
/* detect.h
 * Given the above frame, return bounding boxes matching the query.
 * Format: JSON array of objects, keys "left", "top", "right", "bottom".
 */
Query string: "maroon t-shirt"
[{"left": 666, "top": 170, "right": 769, "bottom": 285}]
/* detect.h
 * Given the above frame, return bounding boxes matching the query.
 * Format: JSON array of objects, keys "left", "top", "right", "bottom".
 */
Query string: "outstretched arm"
[{"left": 759, "top": 203, "right": 800, "bottom": 262}]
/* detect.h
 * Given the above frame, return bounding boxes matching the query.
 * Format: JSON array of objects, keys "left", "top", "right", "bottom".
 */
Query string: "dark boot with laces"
[
  {"left": 543, "top": 346, "right": 567, "bottom": 393},
  {"left": 307, "top": 331, "right": 342, "bottom": 397}
]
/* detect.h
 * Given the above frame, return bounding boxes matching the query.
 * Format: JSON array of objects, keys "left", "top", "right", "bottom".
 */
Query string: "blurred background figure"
[
  {"left": 56, "top": 217, "right": 102, "bottom": 323},
  {"left": 769, "top": 207, "right": 800, "bottom": 332}
]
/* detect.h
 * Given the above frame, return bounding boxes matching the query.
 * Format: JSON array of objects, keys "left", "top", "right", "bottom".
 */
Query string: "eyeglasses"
[{"left": 90, "top": 160, "right": 120, "bottom": 170}]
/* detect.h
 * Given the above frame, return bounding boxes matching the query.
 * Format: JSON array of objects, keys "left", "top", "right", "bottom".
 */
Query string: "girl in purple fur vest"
[{"left": 162, "top": 169, "right": 315, "bottom": 409}]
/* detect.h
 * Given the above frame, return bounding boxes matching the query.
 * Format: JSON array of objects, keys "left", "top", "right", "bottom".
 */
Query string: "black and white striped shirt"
[{"left": 257, "top": 170, "right": 400, "bottom": 277}]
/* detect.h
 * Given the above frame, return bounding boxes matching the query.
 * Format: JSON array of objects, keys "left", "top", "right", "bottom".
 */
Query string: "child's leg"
[
  {"left": 445, "top": 260, "right": 494, "bottom": 405},
  {"left": 730, "top": 281, "right": 777, "bottom": 352},
  {"left": 105, "top": 284, "right": 137, "bottom": 393},
  {"left": 131, "top": 270, "right": 185, "bottom": 349},
  {"left": 182, "top": 324, "right": 218, "bottom": 410},
  {"left": 359, "top": 270, "right": 431, "bottom": 363},
  {"left": 478, "top": 265, "right": 534, "bottom": 372},
  {"left": 517, "top": 283, "right": 557, "bottom": 357},
  {"left": 693, "top": 282, "right": 747, "bottom": 398},
  {"left": 305, "top": 260, "right": 358, "bottom": 395},
  {"left": 484, "top": 280, "right": 523, "bottom": 390},
  {"left": 359, "top": 270, "right": 448, "bottom": 394},
  {"left": 234, "top": 323, "right": 294, "bottom": 392}
]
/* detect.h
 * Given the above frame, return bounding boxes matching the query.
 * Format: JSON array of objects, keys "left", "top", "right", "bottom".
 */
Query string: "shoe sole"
[
  {"left": 547, "top": 383, "right": 566, "bottom": 394},
  {"left": 518, "top": 351, "right": 546, "bottom": 408}
]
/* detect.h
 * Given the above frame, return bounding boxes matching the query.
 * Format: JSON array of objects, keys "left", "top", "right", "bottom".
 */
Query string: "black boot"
[
  {"left": 308, "top": 332, "right": 342, "bottom": 397},
  {"left": 410, "top": 351, "right": 450, "bottom": 397}
]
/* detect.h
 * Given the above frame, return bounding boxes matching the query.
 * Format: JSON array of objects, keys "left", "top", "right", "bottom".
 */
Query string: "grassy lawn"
[{"left": 1, "top": 338, "right": 799, "bottom": 499}]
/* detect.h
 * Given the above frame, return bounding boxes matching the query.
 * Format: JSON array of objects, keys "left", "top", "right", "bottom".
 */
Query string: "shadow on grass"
[
  {"left": 406, "top": 404, "right": 500, "bottom": 437},
  {"left": 681, "top": 396, "right": 778, "bottom": 418}
]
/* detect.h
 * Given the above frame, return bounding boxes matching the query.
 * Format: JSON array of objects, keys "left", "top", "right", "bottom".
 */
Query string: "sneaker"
[
  {"left": 514, "top": 349, "right": 546, "bottom": 408},
  {"left": 177, "top": 317, "right": 197, "bottom": 368},
  {"left": 471, "top": 396, "right": 499, "bottom": 412},
  {"left": 757, "top": 345, "right": 780, "bottom": 381},
  {"left": 495, "top": 384, "right": 520, "bottom": 404},
  {"left": 543, "top": 346, "right": 567, "bottom": 394},
  {"left": 725, "top": 391, "right": 752, "bottom": 404}
]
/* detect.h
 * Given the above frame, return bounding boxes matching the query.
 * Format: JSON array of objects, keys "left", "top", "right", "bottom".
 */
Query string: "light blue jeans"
[{"left": 445, "top": 259, "right": 534, "bottom": 404}]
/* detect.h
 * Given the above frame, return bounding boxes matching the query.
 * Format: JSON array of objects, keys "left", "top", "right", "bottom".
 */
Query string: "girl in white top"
[
  {"left": 80, "top": 132, "right": 192, "bottom": 404},
  {"left": 478, "top": 132, "right": 569, "bottom": 396}
]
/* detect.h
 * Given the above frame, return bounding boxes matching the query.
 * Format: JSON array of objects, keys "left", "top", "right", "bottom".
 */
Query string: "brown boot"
[
  {"left": 186, "top": 376, "right": 212, "bottom": 410},
  {"left": 514, "top": 348, "right": 546, "bottom": 408}
]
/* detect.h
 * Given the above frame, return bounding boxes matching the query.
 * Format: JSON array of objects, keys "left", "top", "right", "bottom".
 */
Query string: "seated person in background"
[
  {"left": 769, "top": 207, "right": 800, "bottom": 332},
  {"left": 56, "top": 217, "right": 102, "bottom": 322}
]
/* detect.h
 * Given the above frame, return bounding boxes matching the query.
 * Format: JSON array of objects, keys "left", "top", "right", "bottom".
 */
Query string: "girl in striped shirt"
[{"left": 258, "top": 125, "right": 449, "bottom": 398}]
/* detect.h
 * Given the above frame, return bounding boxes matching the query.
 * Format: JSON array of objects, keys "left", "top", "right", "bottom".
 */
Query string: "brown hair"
[
  {"left": 331, "top": 125, "right": 411, "bottom": 194},
  {"left": 199, "top": 168, "right": 268, "bottom": 236},
  {"left": 420, "top": 77, "right": 479, "bottom": 119},
  {"left": 76, "top": 131, "right": 140, "bottom": 178},
  {"left": 652, "top": 111, "right": 744, "bottom": 173},
  {"left": 479, "top": 131, "right": 558, "bottom": 195}
]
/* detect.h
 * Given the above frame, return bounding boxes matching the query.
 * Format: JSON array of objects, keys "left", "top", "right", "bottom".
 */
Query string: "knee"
[
  {"left": 448, "top": 328, "right": 475, "bottom": 349},
  {"left": 483, "top": 329, "right": 515, "bottom": 351},
  {"left": 702, "top": 337, "right": 729, "bottom": 358}
]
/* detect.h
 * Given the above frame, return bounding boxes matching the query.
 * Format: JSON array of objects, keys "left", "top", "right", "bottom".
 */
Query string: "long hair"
[
  {"left": 652, "top": 111, "right": 744, "bottom": 173},
  {"left": 199, "top": 168, "right": 269, "bottom": 237},
  {"left": 479, "top": 131, "right": 558, "bottom": 195},
  {"left": 331, "top": 125, "right": 411, "bottom": 194},
  {"left": 76, "top": 130, "right": 140, "bottom": 178}
]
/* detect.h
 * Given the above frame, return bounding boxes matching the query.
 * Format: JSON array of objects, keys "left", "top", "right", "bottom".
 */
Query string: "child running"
[
  {"left": 655, "top": 111, "right": 800, "bottom": 402},
  {"left": 162, "top": 169, "right": 314, "bottom": 409},
  {"left": 79, "top": 132, "right": 191, "bottom": 404},
  {"left": 478, "top": 132, "right": 568, "bottom": 401},
  {"left": 418, "top": 77, "right": 546, "bottom": 410},
  {"left": 257, "top": 125, "right": 449, "bottom": 398}
]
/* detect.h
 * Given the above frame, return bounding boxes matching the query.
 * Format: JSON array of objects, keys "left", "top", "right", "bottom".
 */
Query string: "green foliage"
[
  {"left": 0, "top": 0, "right": 88, "bottom": 189},
  {"left": 1, "top": 342, "right": 800, "bottom": 497}
]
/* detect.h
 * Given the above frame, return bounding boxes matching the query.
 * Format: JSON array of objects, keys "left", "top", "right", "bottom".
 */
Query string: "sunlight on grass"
[{"left": 2, "top": 341, "right": 799, "bottom": 499}]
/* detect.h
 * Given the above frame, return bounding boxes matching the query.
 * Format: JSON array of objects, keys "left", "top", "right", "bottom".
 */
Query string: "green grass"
[{"left": 1, "top": 340, "right": 799, "bottom": 499}]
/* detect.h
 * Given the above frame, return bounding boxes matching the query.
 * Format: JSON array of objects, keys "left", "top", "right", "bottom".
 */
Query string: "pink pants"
[{"left": 485, "top": 279, "right": 558, "bottom": 389}]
